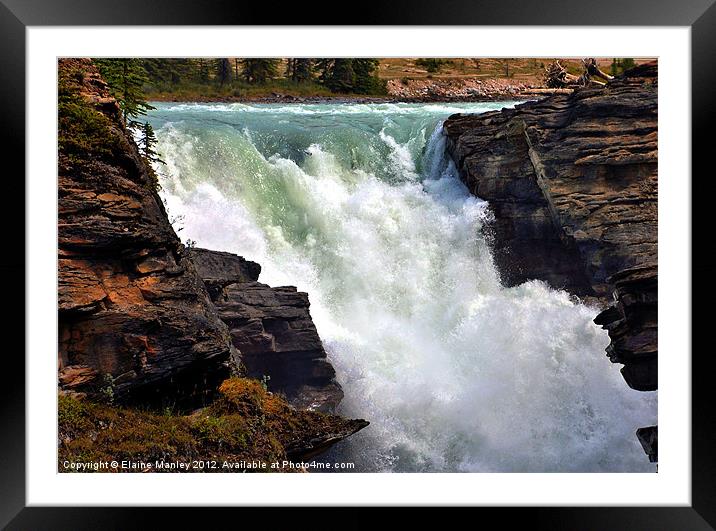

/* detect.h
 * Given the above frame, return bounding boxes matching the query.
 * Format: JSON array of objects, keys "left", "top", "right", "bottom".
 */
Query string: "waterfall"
[{"left": 148, "top": 101, "right": 657, "bottom": 472}]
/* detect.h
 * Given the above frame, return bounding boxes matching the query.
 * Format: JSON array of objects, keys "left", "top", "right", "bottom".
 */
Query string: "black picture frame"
[{"left": 1, "top": 1, "right": 707, "bottom": 528}]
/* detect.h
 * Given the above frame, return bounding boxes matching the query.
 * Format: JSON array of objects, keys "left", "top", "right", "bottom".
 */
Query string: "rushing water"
[{"left": 146, "top": 101, "right": 657, "bottom": 472}]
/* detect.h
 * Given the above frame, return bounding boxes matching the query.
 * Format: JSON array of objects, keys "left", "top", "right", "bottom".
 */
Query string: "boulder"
[
  {"left": 190, "top": 248, "right": 344, "bottom": 413},
  {"left": 636, "top": 425, "right": 658, "bottom": 463}
]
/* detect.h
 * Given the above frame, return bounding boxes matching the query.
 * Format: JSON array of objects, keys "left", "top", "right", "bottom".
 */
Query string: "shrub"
[
  {"left": 58, "top": 70, "right": 121, "bottom": 165},
  {"left": 415, "top": 58, "right": 453, "bottom": 73}
]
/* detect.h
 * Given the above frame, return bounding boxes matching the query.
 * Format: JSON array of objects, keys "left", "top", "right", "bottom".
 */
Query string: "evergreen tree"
[
  {"left": 415, "top": 58, "right": 449, "bottom": 74},
  {"left": 138, "top": 121, "right": 165, "bottom": 166},
  {"left": 141, "top": 59, "right": 193, "bottom": 85},
  {"left": 94, "top": 59, "right": 155, "bottom": 125},
  {"left": 327, "top": 59, "right": 355, "bottom": 92},
  {"left": 240, "top": 59, "right": 280, "bottom": 84},
  {"left": 285, "top": 58, "right": 296, "bottom": 80},
  {"left": 313, "top": 58, "right": 384, "bottom": 94},
  {"left": 286, "top": 59, "right": 313, "bottom": 83},
  {"left": 609, "top": 58, "right": 636, "bottom": 76},
  {"left": 195, "top": 59, "right": 211, "bottom": 83},
  {"left": 216, "top": 58, "right": 232, "bottom": 86},
  {"left": 621, "top": 58, "right": 636, "bottom": 71},
  {"left": 610, "top": 58, "right": 621, "bottom": 76},
  {"left": 293, "top": 59, "right": 314, "bottom": 83},
  {"left": 315, "top": 58, "right": 334, "bottom": 84},
  {"left": 352, "top": 59, "right": 385, "bottom": 94},
  {"left": 314, "top": 58, "right": 353, "bottom": 92}
]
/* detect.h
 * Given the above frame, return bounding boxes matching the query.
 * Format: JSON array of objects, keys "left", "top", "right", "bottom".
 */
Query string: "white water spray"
[{"left": 149, "top": 102, "right": 657, "bottom": 472}]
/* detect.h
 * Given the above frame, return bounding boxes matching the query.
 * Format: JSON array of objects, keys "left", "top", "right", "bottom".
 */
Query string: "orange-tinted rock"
[{"left": 58, "top": 59, "right": 238, "bottom": 407}]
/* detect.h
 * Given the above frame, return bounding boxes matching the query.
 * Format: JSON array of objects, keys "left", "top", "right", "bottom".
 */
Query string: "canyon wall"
[
  {"left": 444, "top": 62, "right": 658, "bottom": 459},
  {"left": 58, "top": 59, "right": 237, "bottom": 406},
  {"left": 57, "top": 59, "right": 363, "bottom": 459}
]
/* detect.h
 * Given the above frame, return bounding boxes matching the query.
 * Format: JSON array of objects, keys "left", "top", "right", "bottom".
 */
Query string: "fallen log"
[
  {"left": 543, "top": 58, "right": 614, "bottom": 88},
  {"left": 583, "top": 57, "right": 615, "bottom": 82}
]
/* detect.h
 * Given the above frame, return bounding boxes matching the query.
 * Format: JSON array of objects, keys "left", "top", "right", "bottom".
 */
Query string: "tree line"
[
  {"left": 141, "top": 58, "right": 387, "bottom": 95},
  {"left": 90, "top": 58, "right": 387, "bottom": 181}
]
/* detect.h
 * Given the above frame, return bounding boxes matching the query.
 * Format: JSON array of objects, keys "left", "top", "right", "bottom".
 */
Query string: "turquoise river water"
[{"left": 146, "top": 101, "right": 657, "bottom": 472}]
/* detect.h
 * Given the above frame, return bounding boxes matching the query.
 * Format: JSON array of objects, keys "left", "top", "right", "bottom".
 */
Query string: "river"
[{"left": 146, "top": 101, "right": 657, "bottom": 472}]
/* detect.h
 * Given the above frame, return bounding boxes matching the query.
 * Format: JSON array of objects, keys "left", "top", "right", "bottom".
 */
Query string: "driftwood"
[
  {"left": 583, "top": 58, "right": 614, "bottom": 82},
  {"left": 544, "top": 58, "right": 615, "bottom": 88}
]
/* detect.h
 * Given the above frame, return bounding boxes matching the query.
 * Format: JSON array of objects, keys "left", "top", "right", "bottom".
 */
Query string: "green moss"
[
  {"left": 57, "top": 377, "right": 336, "bottom": 472},
  {"left": 58, "top": 394, "right": 93, "bottom": 432},
  {"left": 212, "top": 378, "right": 266, "bottom": 415},
  {"left": 192, "top": 415, "right": 248, "bottom": 449}
]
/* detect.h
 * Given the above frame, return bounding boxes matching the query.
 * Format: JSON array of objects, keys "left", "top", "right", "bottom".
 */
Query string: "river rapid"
[{"left": 146, "top": 101, "right": 657, "bottom": 472}]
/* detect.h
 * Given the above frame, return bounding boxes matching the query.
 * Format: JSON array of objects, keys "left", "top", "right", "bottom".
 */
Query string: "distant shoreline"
[
  {"left": 147, "top": 91, "right": 565, "bottom": 105},
  {"left": 145, "top": 74, "right": 576, "bottom": 105}
]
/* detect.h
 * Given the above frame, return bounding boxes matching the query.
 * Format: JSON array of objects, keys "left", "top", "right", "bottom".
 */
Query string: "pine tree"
[
  {"left": 195, "top": 59, "right": 211, "bottom": 83},
  {"left": 240, "top": 59, "right": 280, "bottom": 84},
  {"left": 286, "top": 59, "right": 313, "bottom": 83},
  {"left": 293, "top": 59, "right": 314, "bottom": 83},
  {"left": 610, "top": 58, "right": 621, "bottom": 76},
  {"left": 621, "top": 58, "right": 636, "bottom": 71},
  {"left": 216, "top": 58, "right": 232, "bottom": 86},
  {"left": 94, "top": 59, "right": 155, "bottom": 125},
  {"left": 285, "top": 58, "right": 296, "bottom": 80},
  {"left": 609, "top": 58, "right": 636, "bottom": 76},
  {"left": 329, "top": 59, "right": 355, "bottom": 92},
  {"left": 141, "top": 59, "right": 193, "bottom": 85},
  {"left": 314, "top": 58, "right": 354, "bottom": 92},
  {"left": 315, "top": 58, "right": 334, "bottom": 84},
  {"left": 313, "top": 58, "right": 384, "bottom": 93},
  {"left": 138, "top": 121, "right": 165, "bottom": 166},
  {"left": 415, "top": 58, "right": 447, "bottom": 74},
  {"left": 352, "top": 59, "right": 385, "bottom": 94}
]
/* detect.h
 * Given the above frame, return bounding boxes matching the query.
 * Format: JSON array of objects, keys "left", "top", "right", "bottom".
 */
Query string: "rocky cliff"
[
  {"left": 443, "top": 62, "right": 658, "bottom": 460},
  {"left": 58, "top": 59, "right": 237, "bottom": 407},
  {"left": 57, "top": 58, "right": 365, "bottom": 466},
  {"left": 189, "top": 248, "right": 344, "bottom": 412}
]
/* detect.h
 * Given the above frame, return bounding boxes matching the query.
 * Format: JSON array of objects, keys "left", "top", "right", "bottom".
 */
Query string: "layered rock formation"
[
  {"left": 444, "top": 62, "right": 657, "bottom": 301},
  {"left": 58, "top": 59, "right": 237, "bottom": 407},
  {"left": 593, "top": 264, "right": 657, "bottom": 392},
  {"left": 190, "top": 248, "right": 344, "bottom": 412},
  {"left": 444, "top": 62, "right": 658, "bottom": 460},
  {"left": 57, "top": 58, "right": 365, "bottom": 462}
]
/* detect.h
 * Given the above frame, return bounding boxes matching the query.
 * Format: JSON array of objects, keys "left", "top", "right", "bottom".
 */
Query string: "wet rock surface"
[
  {"left": 190, "top": 248, "right": 344, "bottom": 413},
  {"left": 444, "top": 62, "right": 659, "bottom": 460},
  {"left": 636, "top": 425, "right": 658, "bottom": 463},
  {"left": 594, "top": 264, "right": 657, "bottom": 392}
]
